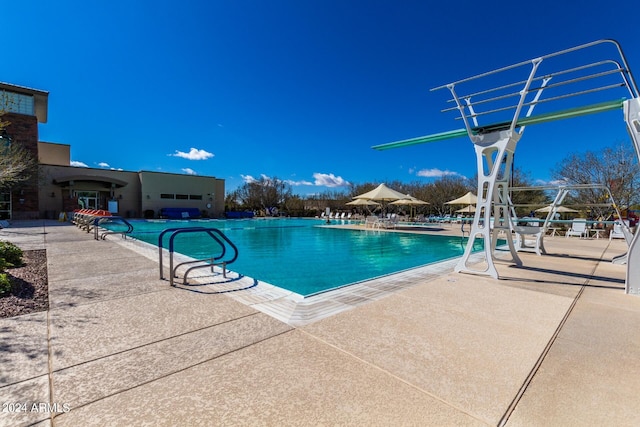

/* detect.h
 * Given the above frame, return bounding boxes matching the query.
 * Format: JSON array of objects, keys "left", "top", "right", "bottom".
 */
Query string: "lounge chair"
[
  {"left": 513, "top": 219, "right": 545, "bottom": 256},
  {"left": 566, "top": 218, "right": 588, "bottom": 238},
  {"left": 382, "top": 213, "right": 398, "bottom": 229},
  {"left": 610, "top": 220, "right": 628, "bottom": 240},
  {"left": 364, "top": 216, "right": 381, "bottom": 228}
]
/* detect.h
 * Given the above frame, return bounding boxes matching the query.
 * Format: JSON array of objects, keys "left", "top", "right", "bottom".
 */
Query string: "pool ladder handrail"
[
  {"left": 93, "top": 216, "right": 134, "bottom": 240},
  {"left": 157, "top": 227, "right": 239, "bottom": 286}
]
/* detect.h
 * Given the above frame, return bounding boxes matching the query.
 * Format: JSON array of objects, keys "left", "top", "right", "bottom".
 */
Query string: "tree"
[
  {"left": 422, "top": 176, "right": 474, "bottom": 216},
  {"left": 508, "top": 168, "right": 549, "bottom": 217},
  {"left": 232, "top": 176, "right": 293, "bottom": 215},
  {"left": 0, "top": 142, "right": 38, "bottom": 189},
  {"left": 551, "top": 143, "right": 640, "bottom": 217},
  {"left": 0, "top": 108, "right": 38, "bottom": 189}
]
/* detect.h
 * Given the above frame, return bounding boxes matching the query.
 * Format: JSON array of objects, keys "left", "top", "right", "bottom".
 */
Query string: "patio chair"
[
  {"left": 364, "top": 216, "right": 381, "bottom": 228},
  {"left": 513, "top": 219, "right": 545, "bottom": 256},
  {"left": 382, "top": 213, "right": 399, "bottom": 229},
  {"left": 566, "top": 219, "right": 588, "bottom": 238},
  {"left": 610, "top": 220, "right": 628, "bottom": 240}
]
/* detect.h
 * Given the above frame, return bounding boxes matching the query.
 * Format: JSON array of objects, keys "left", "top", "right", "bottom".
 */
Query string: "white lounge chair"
[
  {"left": 566, "top": 219, "right": 588, "bottom": 238},
  {"left": 513, "top": 219, "right": 545, "bottom": 256},
  {"left": 364, "top": 216, "right": 381, "bottom": 228},
  {"left": 610, "top": 220, "right": 628, "bottom": 240},
  {"left": 382, "top": 213, "right": 398, "bottom": 229}
]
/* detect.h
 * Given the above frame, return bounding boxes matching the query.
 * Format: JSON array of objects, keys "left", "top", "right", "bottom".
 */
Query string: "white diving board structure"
[{"left": 373, "top": 39, "right": 640, "bottom": 296}]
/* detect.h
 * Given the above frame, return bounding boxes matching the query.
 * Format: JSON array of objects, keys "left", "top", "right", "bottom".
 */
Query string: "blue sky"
[{"left": 3, "top": 1, "right": 638, "bottom": 195}]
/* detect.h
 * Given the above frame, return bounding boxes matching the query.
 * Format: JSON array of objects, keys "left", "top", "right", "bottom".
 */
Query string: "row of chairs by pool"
[{"left": 71, "top": 209, "right": 114, "bottom": 232}]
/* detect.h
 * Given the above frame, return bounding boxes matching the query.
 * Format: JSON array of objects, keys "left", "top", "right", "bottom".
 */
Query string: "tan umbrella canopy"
[
  {"left": 353, "top": 183, "right": 409, "bottom": 201},
  {"left": 535, "top": 205, "right": 579, "bottom": 213},
  {"left": 455, "top": 205, "right": 476, "bottom": 213},
  {"left": 345, "top": 199, "right": 381, "bottom": 206},
  {"left": 445, "top": 191, "right": 478, "bottom": 206},
  {"left": 389, "top": 194, "right": 429, "bottom": 206},
  {"left": 346, "top": 198, "right": 380, "bottom": 216},
  {"left": 390, "top": 194, "right": 429, "bottom": 220}
]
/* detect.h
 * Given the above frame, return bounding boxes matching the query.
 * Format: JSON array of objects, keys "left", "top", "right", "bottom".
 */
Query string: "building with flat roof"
[{"left": 1, "top": 82, "right": 224, "bottom": 220}]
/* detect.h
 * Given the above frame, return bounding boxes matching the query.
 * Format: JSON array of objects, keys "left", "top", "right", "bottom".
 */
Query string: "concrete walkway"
[{"left": 1, "top": 220, "right": 639, "bottom": 426}]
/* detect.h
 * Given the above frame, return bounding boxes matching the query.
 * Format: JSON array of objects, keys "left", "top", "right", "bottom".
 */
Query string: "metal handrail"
[
  {"left": 431, "top": 40, "right": 637, "bottom": 136},
  {"left": 158, "top": 227, "right": 239, "bottom": 286},
  {"left": 93, "top": 216, "right": 134, "bottom": 240}
]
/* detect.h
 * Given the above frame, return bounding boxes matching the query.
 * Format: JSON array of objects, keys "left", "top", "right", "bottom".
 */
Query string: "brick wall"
[{"left": 3, "top": 112, "right": 40, "bottom": 219}]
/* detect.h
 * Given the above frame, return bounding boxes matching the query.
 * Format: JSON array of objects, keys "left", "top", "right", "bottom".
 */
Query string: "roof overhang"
[{"left": 53, "top": 175, "right": 128, "bottom": 188}]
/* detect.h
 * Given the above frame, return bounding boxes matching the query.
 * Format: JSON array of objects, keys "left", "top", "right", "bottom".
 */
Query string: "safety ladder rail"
[
  {"left": 93, "top": 216, "right": 134, "bottom": 240},
  {"left": 157, "top": 227, "right": 239, "bottom": 287}
]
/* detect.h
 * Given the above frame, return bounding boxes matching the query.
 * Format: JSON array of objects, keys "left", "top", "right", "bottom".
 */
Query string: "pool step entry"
[{"left": 157, "top": 227, "right": 239, "bottom": 287}]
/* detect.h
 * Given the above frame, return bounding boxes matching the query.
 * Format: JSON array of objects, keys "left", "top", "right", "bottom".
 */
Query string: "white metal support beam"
[{"left": 622, "top": 98, "right": 640, "bottom": 295}]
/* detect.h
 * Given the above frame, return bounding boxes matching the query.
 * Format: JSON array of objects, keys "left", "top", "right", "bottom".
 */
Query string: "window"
[
  {"left": 160, "top": 194, "right": 175, "bottom": 199},
  {"left": 175, "top": 194, "right": 188, "bottom": 200},
  {"left": 1, "top": 91, "right": 35, "bottom": 116},
  {"left": 189, "top": 194, "right": 202, "bottom": 200},
  {"left": 0, "top": 192, "right": 11, "bottom": 220}
]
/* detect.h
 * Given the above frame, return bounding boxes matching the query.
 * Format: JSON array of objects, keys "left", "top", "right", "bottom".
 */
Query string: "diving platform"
[{"left": 374, "top": 39, "right": 640, "bottom": 296}]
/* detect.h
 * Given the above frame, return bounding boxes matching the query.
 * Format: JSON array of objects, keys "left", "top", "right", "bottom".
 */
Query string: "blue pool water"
[{"left": 107, "top": 218, "right": 480, "bottom": 296}]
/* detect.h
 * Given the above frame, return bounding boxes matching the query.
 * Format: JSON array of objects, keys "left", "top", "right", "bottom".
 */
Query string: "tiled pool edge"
[{"left": 111, "top": 234, "right": 485, "bottom": 327}]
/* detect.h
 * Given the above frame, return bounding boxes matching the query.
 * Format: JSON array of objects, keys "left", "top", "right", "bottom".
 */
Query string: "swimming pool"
[{"left": 107, "top": 218, "right": 480, "bottom": 296}]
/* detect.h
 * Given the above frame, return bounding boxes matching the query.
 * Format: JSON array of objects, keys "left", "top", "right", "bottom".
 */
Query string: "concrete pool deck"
[{"left": 1, "top": 219, "right": 639, "bottom": 426}]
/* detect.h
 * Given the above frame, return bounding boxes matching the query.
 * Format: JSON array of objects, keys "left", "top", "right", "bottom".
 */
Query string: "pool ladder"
[
  {"left": 158, "top": 227, "right": 239, "bottom": 286},
  {"left": 93, "top": 216, "right": 134, "bottom": 240}
]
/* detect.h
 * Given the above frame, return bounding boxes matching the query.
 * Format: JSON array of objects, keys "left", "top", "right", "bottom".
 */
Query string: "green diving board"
[
  {"left": 372, "top": 98, "right": 625, "bottom": 151},
  {"left": 371, "top": 128, "right": 469, "bottom": 151}
]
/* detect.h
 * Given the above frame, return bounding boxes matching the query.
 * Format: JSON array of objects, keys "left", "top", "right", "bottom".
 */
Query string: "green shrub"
[
  {"left": 0, "top": 241, "right": 23, "bottom": 268},
  {"left": 0, "top": 272, "right": 11, "bottom": 296}
]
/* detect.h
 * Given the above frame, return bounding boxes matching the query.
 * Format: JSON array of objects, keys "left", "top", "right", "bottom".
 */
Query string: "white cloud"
[
  {"left": 285, "top": 179, "right": 313, "bottom": 186},
  {"left": 182, "top": 168, "right": 197, "bottom": 175},
  {"left": 241, "top": 174, "right": 257, "bottom": 183},
  {"left": 313, "top": 172, "right": 349, "bottom": 187},
  {"left": 98, "top": 162, "right": 110, "bottom": 168},
  {"left": 71, "top": 160, "right": 88, "bottom": 167},
  {"left": 416, "top": 168, "right": 461, "bottom": 178},
  {"left": 170, "top": 147, "right": 214, "bottom": 160}
]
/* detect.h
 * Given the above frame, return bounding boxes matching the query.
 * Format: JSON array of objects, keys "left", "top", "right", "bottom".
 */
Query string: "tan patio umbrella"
[
  {"left": 390, "top": 194, "right": 429, "bottom": 219},
  {"left": 345, "top": 199, "right": 381, "bottom": 206},
  {"left": 353, "top": 183, "right": 409, "bottom": 201},
  {"left": 353, "top": 183, "right": 408, "bottom": 215},
  {"left": 445, "top": 191, "right": 478, "bottom": 206},
  {"left": 346, "top": 198, "right": 380, "bottom": 216},
  {"left": 534, "top": 205, "right": 579, "bottom": 213},
  {"left": 455, "top": 205, "right": 476, "bottom": 213}
]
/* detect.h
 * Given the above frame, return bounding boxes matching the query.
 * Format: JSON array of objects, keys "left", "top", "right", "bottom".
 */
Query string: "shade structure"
[
  {"left": 389, "top": 194, "right": 429, "bottom": 206},
  {"left": 345, "top": 199, "right": 381, "bottom": 206},
  {"left": 445, "top": 191, "right": 478, "bottom": 205},
  {"left": 456, "top": 205, "right": 476, "bottom": 213},
  {"left": 535, "top": 205, "right": 579, "bottom": 213},
  {"left": 390, "top": 194, "right": 429, "bottom": 220},
  {"left": 353, "top": 183, "right": 409, "bottom": 202}
]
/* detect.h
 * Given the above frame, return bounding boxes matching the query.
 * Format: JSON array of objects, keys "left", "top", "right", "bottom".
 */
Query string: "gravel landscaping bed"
[{"left": 0, "top": 249, "right": 49, "bottom": 318}]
